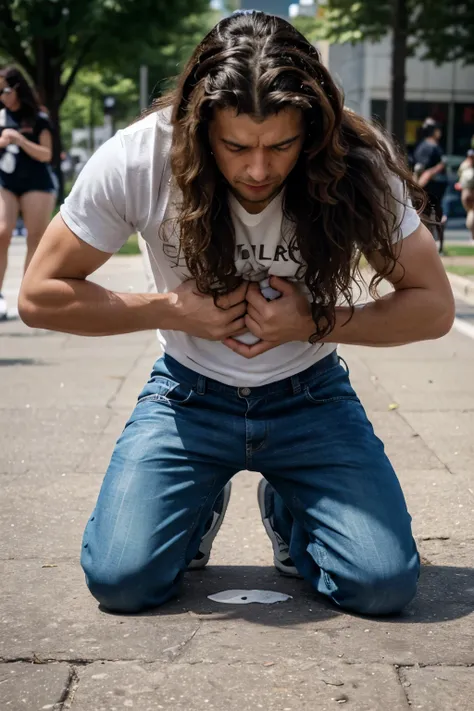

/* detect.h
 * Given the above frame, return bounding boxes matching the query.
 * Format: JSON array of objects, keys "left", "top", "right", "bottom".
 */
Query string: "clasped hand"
[
  {"left": 171, "top": 276, "right": 314, "bottom": 359},
  {"left": 0, "top": 128, "right": 24, "bottom": 148}
]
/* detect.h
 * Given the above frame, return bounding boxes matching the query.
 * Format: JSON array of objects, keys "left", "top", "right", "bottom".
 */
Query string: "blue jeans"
[{"left": 81, "top": 351, "right": 419, "bottom": 615}]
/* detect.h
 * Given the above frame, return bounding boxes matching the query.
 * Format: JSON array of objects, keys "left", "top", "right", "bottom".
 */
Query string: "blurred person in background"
[
  {"left": 0, "top": 66, "right": 56, "bottom": 319},
  {"left": 413, "top": 121, "right": 448, "bottom": 254},
  {"left": 20, "top": 11, "right": 454, "bottom": 617},
  {"left": 456, "top": 149, "right": 474, "bottom": 242}
]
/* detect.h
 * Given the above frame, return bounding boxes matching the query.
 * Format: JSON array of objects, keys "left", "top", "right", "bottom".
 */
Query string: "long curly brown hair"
[{"left": 153, "top": 10, "right": 424, "bottom": 341}]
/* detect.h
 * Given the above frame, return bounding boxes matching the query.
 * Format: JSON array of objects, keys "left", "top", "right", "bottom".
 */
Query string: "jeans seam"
[
  {"left": 314, "top": 539, "right": 333, "bottom": 590},
  {"left": 304, "top": 361, "right": 341, "bottom": 387},
  {"left": 136, "top": 390, "right": 195, "bottom": 406},
  {"left": 178, "top": 474, "right": 220, "bottom": 570},
  {"left": 303, "top": 386, "right": 359, "bottom": 406},
  {"left": 244, "top": 400, "right": 252, "bottom": 469}
]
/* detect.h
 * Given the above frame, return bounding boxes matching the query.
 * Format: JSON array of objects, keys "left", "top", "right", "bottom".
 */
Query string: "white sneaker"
[
  {"left": 0, "top": 294, "right": 7, "bottom": 320},
  {"left": 188, "top": 482, "right": 232, "bottom": 569}
]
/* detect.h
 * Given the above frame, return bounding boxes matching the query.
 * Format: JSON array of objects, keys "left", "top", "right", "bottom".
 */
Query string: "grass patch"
[
  {"left": 446, "top": 264, "right": 474, "bottom": 277},
  {"left": 118, "top": 233, "right": 140, "bottom": 255},
  {"left": 443, "top": 245, "right": 474, "bottom": 257}
]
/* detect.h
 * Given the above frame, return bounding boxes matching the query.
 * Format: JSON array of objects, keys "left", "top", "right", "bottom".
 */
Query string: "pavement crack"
[
  {"left": 58, "top": 665, "right": 80, "bottom": 710},
  {"left": 162, "top": 623, "right": 201, "bottom": 662},
  {"left": 0, "top": 656, "right": 123, "bottom": 665},
  {"left": 395, "top": 665, "right": 412, "bottom": 708}
]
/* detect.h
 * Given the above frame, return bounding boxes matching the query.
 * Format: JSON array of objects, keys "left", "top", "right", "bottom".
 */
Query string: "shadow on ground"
[
  {"left": 99, "top": 563, "right": 474, "bottom": 626},
  {"left": 0, "top": 357, "right": 50, "bottom": 366}
]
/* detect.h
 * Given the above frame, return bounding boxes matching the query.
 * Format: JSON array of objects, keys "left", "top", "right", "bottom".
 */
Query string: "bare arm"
[
  {"left": 0, "top": 128, "right": 52, "bottom": 162},
  {"left": 326, "top": 222, "right": 455, "bottom": 346},
  {"left": 19, "top": 214, "right": 247, "bottom": 339},
  {"left": 19, "top": 128, "right": 52, "bottom": 163}
]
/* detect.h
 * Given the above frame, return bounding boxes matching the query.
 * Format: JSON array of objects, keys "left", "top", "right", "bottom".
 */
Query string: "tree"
[
  {"left": 60, "top": 69, "right": 139, "bottom": 150},
  {"left": 294, "top": 1, "right": 474, "bottom": 147},
  {"left": 119, "top": 9, "right": 222, "bottom": 100},
  {"left": 0, "top": 0, "right": 209, "bottom": 194}
]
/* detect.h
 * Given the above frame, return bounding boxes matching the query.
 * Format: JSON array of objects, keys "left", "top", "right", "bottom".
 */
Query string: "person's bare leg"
[
  {"left": 19, "top": 191, "right": 56, "bottom": 274},
  {"left": 462, "top": 190, "right": 474, "bottom": 241},
  {"left": 0, "top": 188, "right": 20, "bottom": 292}
]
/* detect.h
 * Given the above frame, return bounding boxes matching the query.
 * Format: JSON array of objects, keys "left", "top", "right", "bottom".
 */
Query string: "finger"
[
  {"left": 245, "top": 286, "right": 268, "bottom": 312},
  {"left": 217, "top": 280, "right": 249, "bottom": 309},
  {"left": 246, "top": 304, "right": 263, "bottom": 324},
  {"left": 231, "top": 326, "right": 250, "bottom": 337},
  {"left": 223, "top": 318, "right": 247, "bottom": 337},
  {"left": 222, "top": 337, "right": 278, "bottom": 359},
  {"left": 270, "top": 276, "right": 295, "bottom": 295},
  {"left": 223, "top": 301, "right": 247, "bottom": 323},
  {"left": 244, "top": 313, "right": 263, "bottom": 338},
  {"left": 246, "top": 281, "right": 260, "bottom": 293}
]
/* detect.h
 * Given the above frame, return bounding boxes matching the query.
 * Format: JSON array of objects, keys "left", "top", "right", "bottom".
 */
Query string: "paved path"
[{"left": 1, "top": 242, "right": 474, "bottom": 710}]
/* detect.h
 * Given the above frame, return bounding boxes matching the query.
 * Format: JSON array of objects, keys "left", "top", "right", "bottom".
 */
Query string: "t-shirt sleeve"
[
  {"left": 388, "top": 175, "right": 420, "bottom": 242},
  {"left": 60, "top": 132, "right": 134, "bottom": 253},
  {"left": 35, "top": 111, "right": 53, "bottom": 136}
]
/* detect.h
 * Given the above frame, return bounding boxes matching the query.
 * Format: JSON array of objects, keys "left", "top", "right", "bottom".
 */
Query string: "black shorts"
[{"left": 0, "top": 168, "right": 57, "bottom": 197}]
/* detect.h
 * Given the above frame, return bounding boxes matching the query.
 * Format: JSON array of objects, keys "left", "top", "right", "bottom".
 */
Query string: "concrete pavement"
[{"left": 1, "top": 240, "right": 474, "bottom": 710}]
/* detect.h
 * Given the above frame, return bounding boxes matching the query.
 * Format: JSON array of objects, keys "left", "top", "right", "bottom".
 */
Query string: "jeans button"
[{"left": 240, "top": 387, "right": 251, "bottom": 396}]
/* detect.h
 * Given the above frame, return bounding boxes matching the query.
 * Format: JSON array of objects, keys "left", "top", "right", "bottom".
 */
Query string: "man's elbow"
[
  {"left": 18, "top": 286, "right": 45, "bottom": 328},
  {"left": 430, "top": 293, "right": 456, "bottom": 339}
]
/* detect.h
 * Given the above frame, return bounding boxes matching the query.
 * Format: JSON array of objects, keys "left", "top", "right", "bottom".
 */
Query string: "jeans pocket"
[
  {"left": 303, "top": 363, "right": 359, "bottom": 405},
  {"left": 137, "top": 376, "right": 195, "bottom": 406}
]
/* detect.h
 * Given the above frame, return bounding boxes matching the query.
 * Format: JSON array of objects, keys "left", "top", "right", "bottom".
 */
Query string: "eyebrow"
[{"left": 221, "top": 134, "right": 301, "bottom": 149}]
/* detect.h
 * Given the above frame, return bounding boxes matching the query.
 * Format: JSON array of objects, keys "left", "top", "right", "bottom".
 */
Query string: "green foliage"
[
  {"left": 118, "top": 234, "right": 140, "bottom": 255},
  {"left": 416, "top": 1, "right": 474, "bottom": 64},
  {"left": 291, "top": 16, "right": 325, "bottom": 44},
  {"left": 444, "top": 245, "right": 474, "bottom": 257},
  {"left": 0, "top": 0, "right": 211, "bottom": 106},
  {"left": 313, "top": 0, "right": 474, "bottom": 65},
  {"left": 130, "top": 9, "right": 221, "bottom": 99},
  {"left": 445, "top": 265, "right": 474, "bottom": 277},
  {"left": 0, "top": 0, "right": 215, "bottom": 174},
  {"left": 58, "top": 9, "right": 218, "bottom": 146},
  {"left": 60, "top": 68, "right": 138, "bottom": 148}
]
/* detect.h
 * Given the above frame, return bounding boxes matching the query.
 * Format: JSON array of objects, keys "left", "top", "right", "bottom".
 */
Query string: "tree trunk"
[
  {"left": 33, "top": 38, "right": 65, "bottom": 204},
  {"left": 388, "top": 0, "right": 408, "bottom": 148}
]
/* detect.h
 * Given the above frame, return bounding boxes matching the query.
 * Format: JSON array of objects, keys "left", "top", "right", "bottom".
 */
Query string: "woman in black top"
[{"left": 0, "top": 66, "right": 57, "bottom": 319}]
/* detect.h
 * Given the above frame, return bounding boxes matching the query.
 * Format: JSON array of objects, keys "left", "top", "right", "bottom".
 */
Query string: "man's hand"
[
  {"left": 223, "top": 276, "right": 314, "bottom": 358},
  {"left": 168, "top": 279, "right": 249, "bottom": 340},
  {"left": 0, "top": 128, "right": 24, "bottom": 147}
]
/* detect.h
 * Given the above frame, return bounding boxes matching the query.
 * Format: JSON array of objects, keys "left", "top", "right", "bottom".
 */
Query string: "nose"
[{"left": 246, "top": 150, "right": 270, "bottom": 184}]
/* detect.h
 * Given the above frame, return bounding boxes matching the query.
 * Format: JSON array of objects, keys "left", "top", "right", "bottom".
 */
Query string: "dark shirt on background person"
[
  {"left": 0, "top": 107, "right": 53, "bottom": 182},
  {"left": 413, "top": 139, "right": 447, "bottom": 199}
]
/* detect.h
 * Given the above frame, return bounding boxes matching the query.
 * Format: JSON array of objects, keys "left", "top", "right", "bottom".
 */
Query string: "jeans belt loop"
[
  {"left": 196, "top": 375, "right": 206, "bottom": 395},
  {"left": 290, "top": 374, "right": 301, "bottom": 395}
]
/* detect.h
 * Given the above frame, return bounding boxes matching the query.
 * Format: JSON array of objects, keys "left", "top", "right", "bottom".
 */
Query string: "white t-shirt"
[{"left": 61, "top": 109, "right": 420, "bottom": 387}]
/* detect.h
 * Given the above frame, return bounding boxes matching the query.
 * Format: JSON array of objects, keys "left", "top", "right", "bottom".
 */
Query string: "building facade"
[{"left": 318, "top": 36, "right": 474, "bottom": 156}]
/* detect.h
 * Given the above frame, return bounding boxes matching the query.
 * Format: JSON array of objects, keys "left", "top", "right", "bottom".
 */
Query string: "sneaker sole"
[
  {"left": 188, "top": 481, "right": 232, "bottom": 570},
  {"left": 257, "top": 478, "right": 302, "bottom": 578}
]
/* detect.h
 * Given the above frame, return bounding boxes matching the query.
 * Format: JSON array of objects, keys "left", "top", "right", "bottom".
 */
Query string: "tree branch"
[
  {"left": 0, "top": 2, "right": 35, "bottom": 77},
  {"left": 60, "top": 34, "right": 97, "bottom": 104}
]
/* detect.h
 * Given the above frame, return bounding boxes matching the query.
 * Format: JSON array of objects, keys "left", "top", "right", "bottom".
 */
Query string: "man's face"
[
  {"left": 434, "top": 128, "right": 442, "bottom": 142},
  {"left": 209, "top": 106, "right": 305, "bottom": 214}
]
